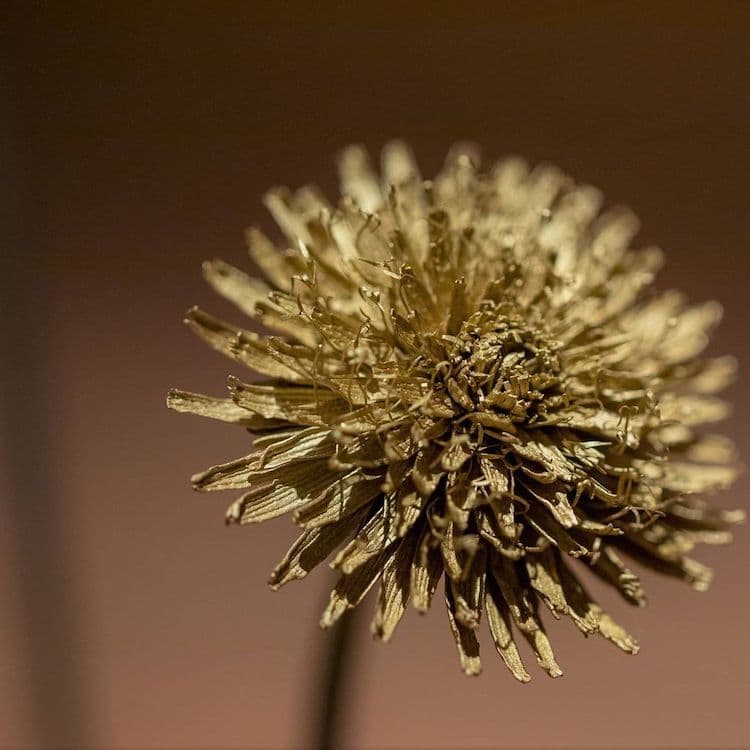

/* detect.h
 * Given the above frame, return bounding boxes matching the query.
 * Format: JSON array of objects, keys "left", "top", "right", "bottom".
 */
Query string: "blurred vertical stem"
[
  {"left": 313, "top": 606, "right": 360, "bottom": 750},
  {"left": 3, "top": 12, "right": 89, "bottom": 745}
]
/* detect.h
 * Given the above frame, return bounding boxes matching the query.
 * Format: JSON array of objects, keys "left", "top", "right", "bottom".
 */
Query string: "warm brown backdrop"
[{"left": 3, "top": 4, "right": 750, "bottom": 748}]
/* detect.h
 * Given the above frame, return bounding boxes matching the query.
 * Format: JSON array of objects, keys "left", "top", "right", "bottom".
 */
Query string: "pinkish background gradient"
[{"left": 3, "top": 5, "right": 749, "bottom": 748}]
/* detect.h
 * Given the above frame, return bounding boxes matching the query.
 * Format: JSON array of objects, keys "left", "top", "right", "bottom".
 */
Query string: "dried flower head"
[{"left": 169, "top": 143, "right": 742, "bottom": 679}]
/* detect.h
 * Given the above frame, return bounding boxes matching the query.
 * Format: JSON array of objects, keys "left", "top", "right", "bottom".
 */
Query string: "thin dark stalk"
[{"left": 313, "top": 606, "right": 360, "bottom": 750}]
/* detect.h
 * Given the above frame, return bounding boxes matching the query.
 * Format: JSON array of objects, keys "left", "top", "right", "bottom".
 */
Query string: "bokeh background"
[{"left": 3, "top": 4, "right": 750, "bottom": 748}]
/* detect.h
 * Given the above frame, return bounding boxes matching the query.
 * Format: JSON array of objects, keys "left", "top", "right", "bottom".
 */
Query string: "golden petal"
[
  {"left": 381, "top": 139, "right": 422, "bottom": 187},
  {"left": 555, "top": 558, "right": 602, "bottom": 636},
  {"left": 226, "top": 459, "right": 343, "bottom": 524},
  {"left": 167, "top": 389, "right": 278, "bottom": 428},
  {"left": 485, "top": 585, "right": 531, "bottom": 683},
  {"left": 658, "top": 393, "right": 730, "bottom": 426},
  {"left": 245, "top": 226, "right": 298, "bottom": 291},
  {"left": 680, "top": 355, "right": 737, "bottom": 394},
  {"left": 337, "top": 145, "right": 384, "bottom": 213},
  {"left": 332, "top": 499, "right": 396, "bottom": 575},
  {"left": 184, "top": 307, "right": 306, "bottom": 381},
  {"left": 489, "top": 555, "right": 563, "bottom": 677},
  {"left": 526, "top": 548, "right": 569, "bottom": 618},
  {"left": 202, "top": 259, "right": 271, "bottom": 318},
  {"left": 617, "top": 537, "right": 714, "bottom": 591},
  {"left": 192, "top": 454, "right": 261, "bottom": 492},
  {"left": 269, "top": 507, "right": 369, "bottom": 590},
  {"left": 590, "top": 547, "right": 646, "bottom": 607},
  {"left": 229, "top": 378, "right": 348, "bottom": 425},
  {"left": 295, "top": 470, "right": 384, "bottom": 528},
  {"left": 445, "top": 580, "right": 482, "bottom": 676},
  {"left": 596, "top": 611, "right": 640, "bottom": 654},
  {"left": 321, "top": 551, "right": 389, "bottom": 628},
  {"left": 371, "top": 525, "right": 420, "bottom": 642},
  {"left": 450, "top": 548, "right": 486, "bottom": 630},
  {"left": 411, "top": 527, "right": 443, "bottom": 613}
]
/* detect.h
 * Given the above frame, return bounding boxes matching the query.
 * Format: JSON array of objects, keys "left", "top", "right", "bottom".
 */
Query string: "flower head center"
[{"left": 416, "top": 308, "right": 563, "bottom": 424}]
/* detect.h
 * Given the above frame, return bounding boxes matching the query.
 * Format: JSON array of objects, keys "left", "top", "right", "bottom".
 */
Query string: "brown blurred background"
[{"left": 3, "top": 3, "right": 750, "bottom": 748}]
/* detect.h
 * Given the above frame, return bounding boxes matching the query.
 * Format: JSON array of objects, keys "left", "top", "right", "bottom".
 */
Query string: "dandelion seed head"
[{"left": 169, "top": 142, "right": 742, "bottom": 679}]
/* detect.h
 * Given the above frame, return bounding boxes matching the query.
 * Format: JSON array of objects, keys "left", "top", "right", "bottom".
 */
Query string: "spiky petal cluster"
[{"left": 169, "top": 143, "right": 742, "bottom": 679}]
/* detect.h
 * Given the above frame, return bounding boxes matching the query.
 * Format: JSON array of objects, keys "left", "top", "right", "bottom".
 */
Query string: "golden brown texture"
[{"left": 169, "top": 143, "right": 742, "bottom": 679}]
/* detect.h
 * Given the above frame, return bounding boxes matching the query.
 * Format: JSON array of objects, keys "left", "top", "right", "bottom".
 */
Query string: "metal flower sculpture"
[{"left": 169, "top": 143, "right": 741, "bottom": 679}]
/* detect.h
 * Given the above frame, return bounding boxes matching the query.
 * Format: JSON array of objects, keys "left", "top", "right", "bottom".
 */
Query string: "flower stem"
[{"left": 314, "top": 606, "right": 359, "bottom": 750}]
